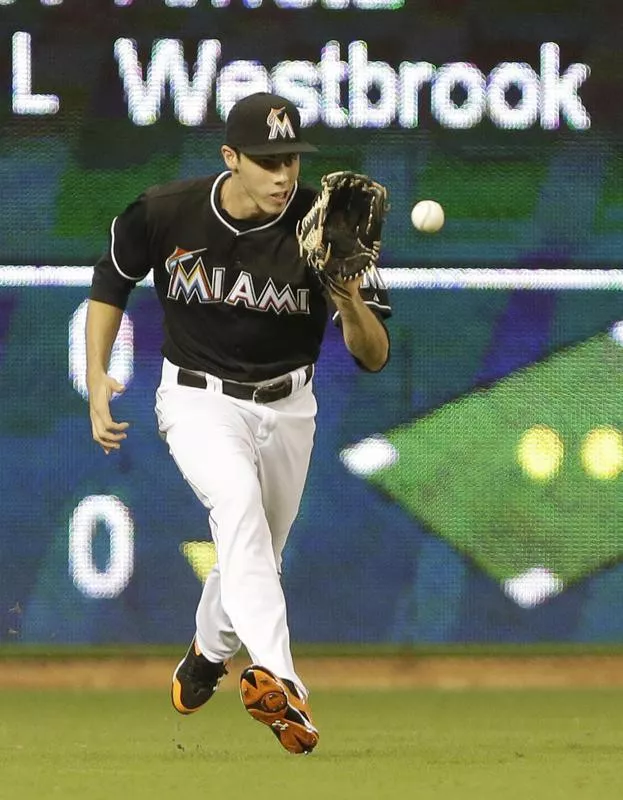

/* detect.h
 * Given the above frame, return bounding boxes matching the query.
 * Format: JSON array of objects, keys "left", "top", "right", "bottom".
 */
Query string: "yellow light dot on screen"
[
  {"left": 517, "top": 425, "right": 564, "bottom": 480},
  {"left": 180, "top": 541, "right": 217, "bottom": 582},
  {"left": 581, "top": 427, "right": 623, "bottom": 480}
]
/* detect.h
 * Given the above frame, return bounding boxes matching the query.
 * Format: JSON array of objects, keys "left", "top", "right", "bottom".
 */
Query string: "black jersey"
[{"left": 91, "top": 172, "right": 392, "bottom": 382}]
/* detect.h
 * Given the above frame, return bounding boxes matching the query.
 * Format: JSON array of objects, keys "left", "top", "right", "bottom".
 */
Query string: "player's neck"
[{"left": 220, "top": 174, "right": 273, "bottom": 222}]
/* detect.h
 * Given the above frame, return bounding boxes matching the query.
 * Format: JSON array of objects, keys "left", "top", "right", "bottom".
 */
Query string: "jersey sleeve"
[{"left": 90, "top": 196, "right": 151, "bottom": 310}]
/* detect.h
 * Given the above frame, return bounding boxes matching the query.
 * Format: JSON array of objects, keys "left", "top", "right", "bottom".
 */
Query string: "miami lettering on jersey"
[
  {"left": 166, "top": 247, "right": 224, "bottom": 303},
  {"left": 165, "top": 246, "right": 310, "bottom": 314}
]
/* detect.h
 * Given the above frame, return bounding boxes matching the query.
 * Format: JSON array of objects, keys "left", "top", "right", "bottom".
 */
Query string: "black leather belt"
[{"left": 177, "top": 365, "right": 313, "bottom": 404}]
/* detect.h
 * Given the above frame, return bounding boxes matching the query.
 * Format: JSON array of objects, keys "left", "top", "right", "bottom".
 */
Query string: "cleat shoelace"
[{"left": 183, "top": 654, "right": 227, "bottom": 692}]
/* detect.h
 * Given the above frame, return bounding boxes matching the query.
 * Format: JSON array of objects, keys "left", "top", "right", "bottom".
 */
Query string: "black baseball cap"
[{"left": 225, "top": 92, "right": 318, "bottom": 156}]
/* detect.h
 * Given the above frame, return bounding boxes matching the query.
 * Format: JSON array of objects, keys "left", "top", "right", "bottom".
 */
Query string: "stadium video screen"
[{"left": 1, "top": 1, "right": 623, "bottom": 646}]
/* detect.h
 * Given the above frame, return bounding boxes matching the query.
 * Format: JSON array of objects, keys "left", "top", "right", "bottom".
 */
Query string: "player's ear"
[{"left": 221, "top": 145, "right": 240, "bottom": 172}]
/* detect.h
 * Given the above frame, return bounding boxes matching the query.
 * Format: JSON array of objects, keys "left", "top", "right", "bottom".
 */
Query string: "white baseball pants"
[{"left": 155, "top": 358, "right": 316, "bottom": 697}]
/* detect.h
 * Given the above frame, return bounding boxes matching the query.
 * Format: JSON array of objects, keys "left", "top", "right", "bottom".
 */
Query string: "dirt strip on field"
[{"left": 2, "top": 655, "right": 623, "bottom": 690}]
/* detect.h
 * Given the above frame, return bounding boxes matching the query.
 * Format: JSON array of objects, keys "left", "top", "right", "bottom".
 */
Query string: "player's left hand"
[
  {"left": 325, "top": 274, "right": 363, "bottom": 305},
  {"left": 297, "top": 171, "right": 387, "bottom": 284}
]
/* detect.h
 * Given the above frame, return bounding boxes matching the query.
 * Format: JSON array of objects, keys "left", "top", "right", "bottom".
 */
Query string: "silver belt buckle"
[
  {"left": 252, "top": 385, "right": 263, "bottom": 403},
  {"left": 253, "top": 379, "right": 288, "bottom": 404}
]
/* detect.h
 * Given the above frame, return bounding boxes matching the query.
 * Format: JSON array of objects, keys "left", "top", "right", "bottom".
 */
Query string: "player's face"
[{"left": 224, "top": 149, "right": 301, "bottom": 218}]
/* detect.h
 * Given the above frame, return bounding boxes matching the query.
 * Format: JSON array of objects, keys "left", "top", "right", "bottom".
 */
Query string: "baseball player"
[{"left": 86, "top": 92, "right": 392, "bottom": 755}]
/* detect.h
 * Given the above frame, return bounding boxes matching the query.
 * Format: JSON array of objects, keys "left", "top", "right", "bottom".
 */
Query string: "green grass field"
[{"left": 1, "top": 688, "right": 622, "bottom": 800}]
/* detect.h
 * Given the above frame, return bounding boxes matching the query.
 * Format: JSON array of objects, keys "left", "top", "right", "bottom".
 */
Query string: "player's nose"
[{"left": 273, "top": 162, "right": 291, "bottom": 181}]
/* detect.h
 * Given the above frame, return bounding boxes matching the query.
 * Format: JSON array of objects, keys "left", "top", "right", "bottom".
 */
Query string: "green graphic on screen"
[{"left": 343, "top": 330, "right": 623, "bottom": 607}]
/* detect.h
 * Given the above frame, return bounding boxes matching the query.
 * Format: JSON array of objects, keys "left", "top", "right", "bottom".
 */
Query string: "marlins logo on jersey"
[
  {"left": 166, "top": 247, "right": 224, "bottom": 304},
  {"left": 266, "top": 107, "right": 295, "bottom": 141}
]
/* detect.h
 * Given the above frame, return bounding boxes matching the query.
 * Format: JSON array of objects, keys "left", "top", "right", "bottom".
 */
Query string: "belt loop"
[{"left": 291, "top": 366, "right": 305, "bottom": 392}]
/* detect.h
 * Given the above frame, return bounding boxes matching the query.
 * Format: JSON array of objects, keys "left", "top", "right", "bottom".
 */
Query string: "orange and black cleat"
[
  {"left": 239, "top": 665, "right": 319, "bottom": 755},
  {"left": 171, "top": 637, "right": 228, "bottom": 715}
]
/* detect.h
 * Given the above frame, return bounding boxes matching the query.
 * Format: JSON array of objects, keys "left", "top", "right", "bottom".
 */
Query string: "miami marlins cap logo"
[
  {"left": 266, "top": 106, "right": 295, "bottom": 141},
  {"left": 225, "top": 92, "right": 318, "bottom": 156}
]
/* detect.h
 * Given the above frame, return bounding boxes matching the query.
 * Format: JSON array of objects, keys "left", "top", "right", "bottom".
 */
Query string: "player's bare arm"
[
  {"left": 85, "top": 299, "right": 129, "bottom": 455},
  {"left": 329, "top": 278, "right": 389, "bottom": 372}
]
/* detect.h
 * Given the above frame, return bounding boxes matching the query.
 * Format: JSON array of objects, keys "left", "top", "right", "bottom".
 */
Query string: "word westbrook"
[{"left": 11, "top": 34, "right": 591, "bottom": 131}]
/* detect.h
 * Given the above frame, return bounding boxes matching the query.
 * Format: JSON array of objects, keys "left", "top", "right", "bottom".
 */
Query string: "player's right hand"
[{"left": 88, "top": 374, "right": 129, "bottom": 455}]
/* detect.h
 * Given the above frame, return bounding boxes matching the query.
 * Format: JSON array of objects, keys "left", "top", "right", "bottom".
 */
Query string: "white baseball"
[{"left": 411, "top": 200, "right": 445, "bottom": 233}]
